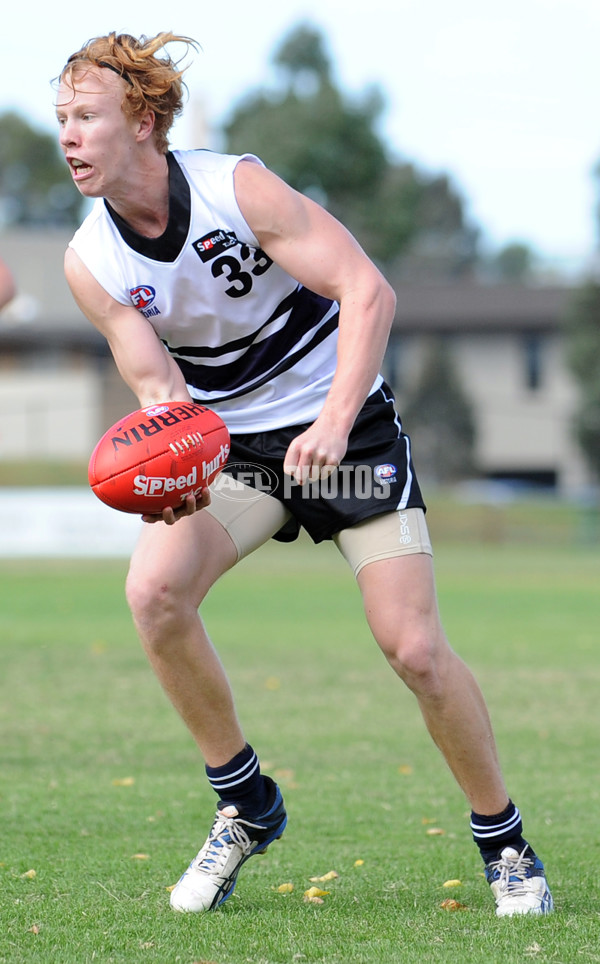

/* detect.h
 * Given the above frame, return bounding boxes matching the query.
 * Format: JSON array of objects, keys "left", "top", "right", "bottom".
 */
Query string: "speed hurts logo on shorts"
[{"left": 375, "top": 463, "right": 397, "bottom": 484}]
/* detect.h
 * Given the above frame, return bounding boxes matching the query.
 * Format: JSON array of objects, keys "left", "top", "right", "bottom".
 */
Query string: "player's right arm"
[
  {"left": 65, "top": 247, "right": 190, "bottom": 407},
  {"left": 65, "top": 248, "right": 206, "bottom": 525}
]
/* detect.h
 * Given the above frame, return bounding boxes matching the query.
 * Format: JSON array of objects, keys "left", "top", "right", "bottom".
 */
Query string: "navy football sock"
[
  {"left": 470, "top": 799, "right": 531, "bottom": 864},
  {"left": 205, "top": 743, "right": 270, "bottom": 818}
]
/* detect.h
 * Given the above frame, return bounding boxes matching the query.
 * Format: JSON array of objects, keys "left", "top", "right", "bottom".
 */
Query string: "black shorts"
[{"left": 221, "top": 381, "right": 425, "bottom": 544}]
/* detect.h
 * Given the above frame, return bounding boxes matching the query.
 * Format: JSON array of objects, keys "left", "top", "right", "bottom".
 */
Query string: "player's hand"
[
  {"left": 283, "top": 421, "right": 348, "bottom": 485},
  {"left": 141, "top": 487, "right": 211, "bottom": 525}
]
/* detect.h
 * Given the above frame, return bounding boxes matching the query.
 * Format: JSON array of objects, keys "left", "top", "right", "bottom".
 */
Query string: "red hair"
[{"left": 59, "top": 32, "right": 197, "bottom": 153}]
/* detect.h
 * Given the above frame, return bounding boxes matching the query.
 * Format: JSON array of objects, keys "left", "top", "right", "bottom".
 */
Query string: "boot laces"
[
  {"left": 194, "top": 809, "right": 257, "bottom": 875},
  {"left": 491, "top": 846, "right": 535, "bottom": 896}
]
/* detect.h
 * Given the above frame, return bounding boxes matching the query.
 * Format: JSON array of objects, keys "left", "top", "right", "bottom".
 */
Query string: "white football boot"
[
  {"left": 170, "top": 778, "right": 287, "bottom": 912},
  {"left": 485, "top": 846, "right": 554, "bottom": 917}
]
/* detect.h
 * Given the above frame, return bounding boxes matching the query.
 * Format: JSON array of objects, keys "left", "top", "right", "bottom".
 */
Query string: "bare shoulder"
[
  {"left": 63, "top": 246, "right": 136, "bottom": 334},
  {"left": 232, "top": 159, "right": 383, "bottom": 302},
  {"left": 233, "top": 156, "right": 285, "bottom": 193},
  {"left": 64, "top": 245, "right": 98, "bottom": 294},
  {"left": 233, "top": 159, "right": 308, "bottom": 238}
]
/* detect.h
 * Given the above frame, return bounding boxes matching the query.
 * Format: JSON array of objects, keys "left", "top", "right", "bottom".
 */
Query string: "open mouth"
[{"left": 69, "top": 158, "right": 93, "bottom": 178}]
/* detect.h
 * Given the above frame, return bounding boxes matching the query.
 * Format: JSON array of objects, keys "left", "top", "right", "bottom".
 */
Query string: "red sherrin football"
[{"left": 88, "top": 402, "right": 230, "bottom": 514}]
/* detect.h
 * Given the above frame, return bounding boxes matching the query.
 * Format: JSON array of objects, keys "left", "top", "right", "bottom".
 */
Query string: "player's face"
[{"left": 56, "top": 67, "right": 141, "bottom": 198}]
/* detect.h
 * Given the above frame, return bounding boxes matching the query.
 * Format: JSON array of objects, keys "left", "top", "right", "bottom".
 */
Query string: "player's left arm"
[{"left": 234, "top": 160, "right": 396, "bottom": 483}]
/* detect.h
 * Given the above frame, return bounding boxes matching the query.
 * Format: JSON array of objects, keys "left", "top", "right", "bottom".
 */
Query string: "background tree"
[
  {"left": 0, "top": 111, "right": 85, "bottom": 227},
  {"left": 400, "top": 337, "right": 477, "bottom": 484},
  {"left": 565, "top": 281, "right": 600, "bottom": 480},
  {"left": 223, "top": 23, "right": 479, "bottom": 277},
  {"left": 487, "top": 241, "right": 536, "bottom": 282},
  {"left": 563, "top": 161, "right": 600, "bottom": 483}
]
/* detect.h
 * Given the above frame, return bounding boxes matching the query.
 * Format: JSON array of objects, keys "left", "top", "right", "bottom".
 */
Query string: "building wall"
[
  {"left": 0, "top": 355, "right": 135, "bottom": 462},
  {"left": 385, "top": 329, "right": 589, "bottom": 494},
  {"left": 456, "top": 332, "right": 587, "bottom": 490},
  {"left": 0, "top": 364, "right": 101, "bottom": 460}
]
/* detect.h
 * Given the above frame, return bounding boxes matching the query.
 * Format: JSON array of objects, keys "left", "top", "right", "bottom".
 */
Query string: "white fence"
[{"left": 0, "top": 488, "right": 142, "bottom": 557}]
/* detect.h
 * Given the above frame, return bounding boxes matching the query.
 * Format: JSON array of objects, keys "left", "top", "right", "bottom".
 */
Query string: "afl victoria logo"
[{"left": 130, "top": 285, "right": 156, "bottom": 310}]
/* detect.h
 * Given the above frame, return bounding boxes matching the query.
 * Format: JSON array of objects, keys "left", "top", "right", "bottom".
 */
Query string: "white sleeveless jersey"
[{"left": 70, "top": 149, "right": 381, "bottom": 432}]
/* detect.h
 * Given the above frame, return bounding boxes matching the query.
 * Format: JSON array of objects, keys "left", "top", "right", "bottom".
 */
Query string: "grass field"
[{"left": 1, "top": 528, "right": 599, "bottom": 963}]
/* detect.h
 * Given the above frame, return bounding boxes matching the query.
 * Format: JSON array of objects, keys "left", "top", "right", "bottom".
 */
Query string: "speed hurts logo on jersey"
[
  {"left": 130, "top": 285, "right": 161, "bottom": 318},
  {"left": 193, "top": 229, "right": 239, "bottom": 263}
]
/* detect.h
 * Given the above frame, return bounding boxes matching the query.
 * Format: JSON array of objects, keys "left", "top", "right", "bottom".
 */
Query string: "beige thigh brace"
[
  {"left": 207, "top": 475, "right": 431, "bottom": 576},
  {"left": 205, "top": 476, "right": 292, "bottom": 560},
  {"left": 333, "top": 507, "right": 433, "bottom": 577}
]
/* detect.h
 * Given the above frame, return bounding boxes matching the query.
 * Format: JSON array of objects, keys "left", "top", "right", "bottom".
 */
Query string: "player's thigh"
[
  {"left": 334, "top": 509, "right": 442, "bottom": 641},
  {"left": 204, "top": 475, "right": 292, "bottom": 562},
  {"left": 129, "top": 478, "right": 290, "bottom": 598},
  {"left": 333, "top": 507, "right": 432, "bottom": 577},
  {"left": 127, "top": 505, "right": 238, "bottom": 608},
  {"left": 359, "top": 552, "right": 446, "bottom": 664}
]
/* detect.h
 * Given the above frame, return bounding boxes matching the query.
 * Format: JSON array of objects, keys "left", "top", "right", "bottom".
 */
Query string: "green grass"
[
  {"left": 0, "top": 460, "right": 89, "bottom": 488},
  {"left": 1, "top": 537, "right": 599, "bottom": 963}
]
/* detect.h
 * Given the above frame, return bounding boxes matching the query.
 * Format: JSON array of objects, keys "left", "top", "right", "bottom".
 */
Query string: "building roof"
[{"left": 391, "top": 281, "right": 574, "bottom": 332}]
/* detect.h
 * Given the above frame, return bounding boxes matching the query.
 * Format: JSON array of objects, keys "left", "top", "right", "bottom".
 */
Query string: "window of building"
[{"left": 523, "top": 333, "right": 543, "bottom": 390}]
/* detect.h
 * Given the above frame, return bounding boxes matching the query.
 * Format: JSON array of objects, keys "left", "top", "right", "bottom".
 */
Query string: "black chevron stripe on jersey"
[
  {"left": 165, "top": 287, "right": 301, "bottom": 359},
  {"left": 167, "top": 286, "right": 339, "bottom": 400},
  {"left": 179, "top": 312, "right": 339, "bottom": 404}
]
